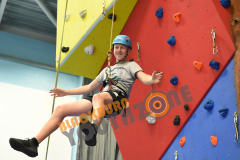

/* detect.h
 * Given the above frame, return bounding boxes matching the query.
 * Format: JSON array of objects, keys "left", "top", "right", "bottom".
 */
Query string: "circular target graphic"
[{"left": 145, "top": 92, "right": 170, "bottom": 117}]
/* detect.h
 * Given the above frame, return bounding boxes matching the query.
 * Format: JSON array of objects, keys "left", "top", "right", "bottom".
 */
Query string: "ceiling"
[{"left": 0, "top": 0, "right": 57, "bottom": 44}]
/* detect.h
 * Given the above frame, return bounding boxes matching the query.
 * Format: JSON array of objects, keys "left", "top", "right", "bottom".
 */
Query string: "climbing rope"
[
  {"left": 105, "top": 0, "right": 116, "bottom": 90},
  {"left": 45, "top": 0, "right": 68, "bottom": 159}
]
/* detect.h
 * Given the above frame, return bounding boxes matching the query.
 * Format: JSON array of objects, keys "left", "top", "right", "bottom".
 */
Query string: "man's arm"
[
  {"left": 136, "top": 71, "right": 154, "bottom": 85},
  {"left": 65, "top": 79, "right": 102, "bottom": 95}
]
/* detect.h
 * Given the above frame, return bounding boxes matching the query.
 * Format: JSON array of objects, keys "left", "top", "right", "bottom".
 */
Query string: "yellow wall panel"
[{"left": 56, "top": 0, "right": 138, "bottom": 79}]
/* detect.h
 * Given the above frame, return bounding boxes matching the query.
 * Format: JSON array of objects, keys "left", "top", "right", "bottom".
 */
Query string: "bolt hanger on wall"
[
  {"left": 102, "top": 1, "right": 106, "bottom": 20},
  {"left": 233, "top": 111, "right": 239, "bottom": 142}
]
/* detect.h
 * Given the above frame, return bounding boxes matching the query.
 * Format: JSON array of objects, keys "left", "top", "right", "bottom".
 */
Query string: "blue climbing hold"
[
  {"left": 220, "top": 0, "right": 230, "bottom": 8},
  {"left": 218, "top": 107, "right": 229, "bottom": 117},
  {"left": 155, "top": 7, "right": 163, "bottom": 18},
  {"left": 170, "top": 76, "right": 178, "bottom": 85},
  {"left": 204, "top": 99, "right": 214, "bottom": 111},
  {"left": 209, "top": 60, "right": 220, "bottom": 70},
  {"left": 167, "top": 36, "right": 176, "bottom": 46}
]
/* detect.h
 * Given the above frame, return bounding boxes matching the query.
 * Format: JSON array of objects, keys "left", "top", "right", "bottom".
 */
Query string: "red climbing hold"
[
  {"left": 173, "top": 12, "right": 181, "bottom": 23},
  {"left": 210, "top": 136, "right": 217, "bottom": 146},
  {"left": 193, "top": 61, "right": 203, "bottom": 70},
  {"left": 179, "top": 137, "right": 186, "bottom": 147}
]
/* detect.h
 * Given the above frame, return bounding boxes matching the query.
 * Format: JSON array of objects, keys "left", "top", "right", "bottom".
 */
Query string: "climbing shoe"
[
  {"left": 9, "top": 137, "right": 38, "bottom": 157},
  {"left": 79, "top": 118, "right": 98, "bottom": 146}
]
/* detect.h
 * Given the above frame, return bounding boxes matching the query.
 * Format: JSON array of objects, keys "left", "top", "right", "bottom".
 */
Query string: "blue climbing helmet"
[{"left": 112, "top": 35, "right": 132, "bottom": 50}]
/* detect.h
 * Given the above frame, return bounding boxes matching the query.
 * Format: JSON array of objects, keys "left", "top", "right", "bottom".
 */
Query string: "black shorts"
[{"left": 83, "top": 90, "right": 128, "bottom": 118}]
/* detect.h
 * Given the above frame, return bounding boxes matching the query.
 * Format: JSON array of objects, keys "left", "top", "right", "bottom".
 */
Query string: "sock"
[{"left": 31, "top": 137, "right": 39, "bottom": 147}]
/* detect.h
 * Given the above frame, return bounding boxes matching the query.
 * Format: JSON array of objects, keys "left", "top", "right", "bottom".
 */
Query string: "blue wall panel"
[
  {"left": 0, "top": 31, "right": 56, "bottom": 66},
  {"left": 162, "top": 59, "right": 240, "bottom": 160}
]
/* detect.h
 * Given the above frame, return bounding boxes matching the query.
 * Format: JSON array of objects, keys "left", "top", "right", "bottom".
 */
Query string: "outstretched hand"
[
  {"left": 152, "top": 71, "right": 163, "bottom": 84},
  {"left": 49, "top": 88, "right": 66, "bottom": 98}
]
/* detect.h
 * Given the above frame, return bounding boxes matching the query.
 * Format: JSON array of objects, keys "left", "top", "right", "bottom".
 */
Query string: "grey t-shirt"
[{"left": 96, "top": 61, "right": 143, "bottom": 100}]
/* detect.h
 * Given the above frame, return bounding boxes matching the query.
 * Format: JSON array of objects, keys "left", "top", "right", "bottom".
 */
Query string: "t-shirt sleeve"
[
  {"left": 95, "top": 68, "right": 106, "bottom": 84},
  {"left": 129, "top": 62, "right": 144, "bottom": 80}
]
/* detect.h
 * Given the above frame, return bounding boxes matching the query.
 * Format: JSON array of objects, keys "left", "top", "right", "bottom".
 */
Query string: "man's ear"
[{"left": 128, "top": 48, "right": 132, "bottom": 54}]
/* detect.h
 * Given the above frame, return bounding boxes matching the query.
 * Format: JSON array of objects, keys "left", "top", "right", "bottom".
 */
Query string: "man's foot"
[
  {"left": 79, "top": 118, "right": 98, "bottom": 146},
  {"left": 9, "top": 138, "right": 39, "bottom": 157}
]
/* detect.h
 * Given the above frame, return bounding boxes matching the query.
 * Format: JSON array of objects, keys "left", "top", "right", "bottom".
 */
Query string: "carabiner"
[
  {"left": 233, "top": 111, "right": 239, "bottom": 142},
  {"left": 211, "top": 29, "right": 218, "bottom": 55}
]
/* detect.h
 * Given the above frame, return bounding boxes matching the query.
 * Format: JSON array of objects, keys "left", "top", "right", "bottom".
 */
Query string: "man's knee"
[
  {"left": 92, "top": 94, "right": 103, "bottom": 102},
  {"left": 54, "top": 105, "right": 65, "bottom": 116}
]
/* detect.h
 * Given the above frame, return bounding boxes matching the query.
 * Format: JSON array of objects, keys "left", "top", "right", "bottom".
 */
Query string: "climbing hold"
[
  {"left": 173, "top": 12, "right": 181, "bottom": 23},
  {"left": 62, "top": 47, "right": 69, "bottom": 53},
  {"left": 210, "top": 136, "right": 218, "bottom": 146},
  {"left": 193, "top": 61, "right": 203, "bottom": 70},
  {"left": 203, "top": 99, "right": 214, "bottom": 111},
  {"left": 218, "top": 107, "right": 228, "bottom": 117},
  {"left": 220, "top": 0, "right": 230, "bottom": 8},
  {"left": 146, "top": 114, "right": 156, "bottom": 124},
  {"left": 79, "top": 10, "right": 87, "bottom": 18},
  {"left": 209, "top": 60, "right": 220, "bottom": 70},
  {"left": 167, "top": 36, "right": 176, "bottom": 46},
  {"left": 170, "top": 76, "right": 178, "bottom": 85},
  {"left": 180, "top": 137, "right": 186, "bottom": 147},
  {"left": 173, "top": 115, "right": 180, "bottom": 125},
  {"left": 64, "top": 13, "right": 70, "bottom": 21},
  {"left": 84, "top": 45, "right": 95, "bottom": 55},
  {"left": 108, "top": 14, "right": 116, "bottom": 22},
  {"left": 184, "top": 103, "right": 189, "bottom": 110},
  {"left": 129, "top": 59, "right": 134, "bottom": 62},
  {"left": 155, "top": 7, "right": 163, "bottom": 18}
]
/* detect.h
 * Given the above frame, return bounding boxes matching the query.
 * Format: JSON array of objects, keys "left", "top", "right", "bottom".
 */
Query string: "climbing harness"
[
  {"left": 137, "top": 42, "right": 140, "bottom": 64},
  {"left": 102, "top": 1, "right": 106, "bottom": 20},
  {"left": 233, "top": 111, "right": 239, "bottom": 142},
  {"left": 211, "top": 29, "right": 218, "bottom": 55}
]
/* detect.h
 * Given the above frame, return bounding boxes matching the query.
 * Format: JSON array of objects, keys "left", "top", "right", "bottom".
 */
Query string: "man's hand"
[
  {"left": 49, "top": 88, "right": 67, "bottom": 98},
  {"left": 152, "top": 71, "right": 163, "bottom": 84}
]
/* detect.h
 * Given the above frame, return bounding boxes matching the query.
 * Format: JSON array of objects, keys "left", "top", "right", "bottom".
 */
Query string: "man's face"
[{"left": 113, "top": 44, "right": 128, "bottom": 60}]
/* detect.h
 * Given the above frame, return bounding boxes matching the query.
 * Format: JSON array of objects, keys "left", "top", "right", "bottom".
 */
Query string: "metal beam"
[
  {"left": 0, "top": 0, "right": 8, "bottom": 24},
  {"left": 0, "top": 24, "right": 56, "bottom": 44},
  {"left": 0, "top": 53, "right": 55, "bottom": 71},
  {"left": 35, "top": 0, "right": 57, "bottom": 28}
]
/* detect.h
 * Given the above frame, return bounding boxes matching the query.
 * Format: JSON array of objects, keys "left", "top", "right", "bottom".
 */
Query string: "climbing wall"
[
  {"left": 162, "top": 59, "right": 240, "bottom": 159},
  {"left": 98, "top": 0, "right": 236, "bottom": 159}
]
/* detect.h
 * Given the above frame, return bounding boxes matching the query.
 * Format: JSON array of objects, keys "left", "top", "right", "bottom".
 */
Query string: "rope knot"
[{"left": 108, "top": 51, "right": 112, "bottom": 61}]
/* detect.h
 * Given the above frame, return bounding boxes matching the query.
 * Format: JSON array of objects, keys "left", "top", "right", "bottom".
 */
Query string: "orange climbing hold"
[
  {"left": 210, "top": 136, "right": 217, "bottom": 146},
  {"left": 179, "top": 137, "right": 186, "bottom": 147},
  {"left": 193, "top": 61, "right": 203, "bottom": 70},
  {"left": 173, "top": 12, "right": 181, "bottom": 23}
]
